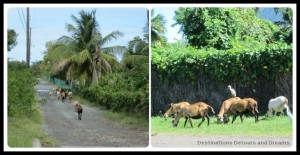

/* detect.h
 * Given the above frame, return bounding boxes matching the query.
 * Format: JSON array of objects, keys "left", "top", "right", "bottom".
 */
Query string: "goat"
[
  {"left": 229, "top": 98, "right": 259, "bottom": 124},
  {"left": 60, "top": 91, "right": 66, "bottom": 102},
  {"left": 163, "top": 102, "right": 190, "bottom": 120},
  {"left": 68, "top": 92, "right": 73, "bottom": 103},
  {"left": 49, "top": 91, "right": 52, "bottom": 96},
  {"left": 267, "top": 96, "right": 292, "bottom": 119},
  {"left": 57, "top": 91, "right": 61, "bottom": 99},
  {"left": 74, "top": 101, "right": 83, "bottom": 120},
  {"left": 217, "top": 97, "right": 241, "bottom": 124},
  {"left": 172, "top": 102, "right": 215, "bottom": 128}
]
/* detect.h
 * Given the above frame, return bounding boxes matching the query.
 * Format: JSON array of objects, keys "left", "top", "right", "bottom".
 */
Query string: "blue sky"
[
  {"left": 153, "top": 7, "right": 284, "bottom": 43},
  {"left": 6, "top": 6, "right": 285, "bottom": 64},
  {"left": 6, "top": 7, "right": 148, "bottom": 63}
]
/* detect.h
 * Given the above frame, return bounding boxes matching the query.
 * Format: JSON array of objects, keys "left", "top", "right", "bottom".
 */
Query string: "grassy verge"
[
  {"left": 105, "top": 111, "right": 148, "bottom": 130},
  {"left": 73, "top": 95, "right": 148, "bottom": 130},
  {"left": 152, "top": 115, "right": 292, "bottom": 137},
  {"left": 8, "top": 117, "right": 57, "bottom": 147}
]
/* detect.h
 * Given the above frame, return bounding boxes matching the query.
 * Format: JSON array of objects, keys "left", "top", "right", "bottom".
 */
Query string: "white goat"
[
  {"left": 267, "top": 96, "right": 292, "bottom": 120},
  {"left": 68, "top": 92, "right": 73, "bottom": 103}
]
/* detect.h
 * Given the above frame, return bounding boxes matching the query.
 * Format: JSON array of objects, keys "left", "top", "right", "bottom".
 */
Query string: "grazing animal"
[
  {"left": 172, "top": 102, "right": 215, "bottom": 128},
  {"left": 267, "top": 96, "right": 291, "bottom": 118},
  {"left": 228, "top": 85, "right": 236, "bottom": 97},
  {"left": 49, "top": 91, "right": 52, "bottom": 96},
  {"left": 229, "top": 98, "right": 259, "bottom": 124},
  {"left": 163, "top": 102, "right": 190, "bottom": 120},
  {"left": 74, "top": 101, "right": 83, "bottom": 120},
  {"left": 60, "top": 91, "right": 66, "bottom": 102},
  {"left": 68, "top": 92, "right": 73, "bottom": 103},
  {"left": 217, "top": 97, "right": 241, "bottom": 123},
  {"left": 57, "top": 91, "right": 61, "bottom": 99}
]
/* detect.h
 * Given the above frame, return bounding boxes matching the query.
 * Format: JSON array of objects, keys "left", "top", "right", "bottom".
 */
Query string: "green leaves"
[
  {"left": 8, "top": 61, "right": 37, "bottom": 117},
  {"left": 174, "top": 8, "right": 281, "bottom": 50},
  {"left": 152, "top": 42, "right": 292, "bottom": 84}
]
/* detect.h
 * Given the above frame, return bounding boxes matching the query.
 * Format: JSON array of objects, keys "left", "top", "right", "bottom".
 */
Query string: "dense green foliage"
[
  {"left": 173, "top": 8, "right": 280, "bottom": 50},
  {"left": 8, "top": 61, "right": 38, "bottom": 117},
  {"left": 152, "top": 42, "right": 292, "bottom": 84},
  {"left": 7, "top": 29, "right": 18, "bottom": 51},
  {"left": 75, "top": 64, "right": 149, "bottom": 118},
  {"left": 274, "top": 8, "right": 293, "bottom": 44}
]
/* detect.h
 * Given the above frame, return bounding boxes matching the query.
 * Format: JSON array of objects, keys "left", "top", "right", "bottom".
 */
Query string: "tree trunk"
[
  {"left": 92, "top": 44, "right": 99, "bottom": 85},
  {"left": 92, "top": 60, "right": 98, "bottom": 85}
]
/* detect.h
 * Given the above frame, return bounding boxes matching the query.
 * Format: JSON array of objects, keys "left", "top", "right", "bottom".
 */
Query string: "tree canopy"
[
  {"left": 173, "top": 8, "right": 281, "bottom": 50},
  {"left": 8, "top": 29, "right": 18, "bottom": 51}
]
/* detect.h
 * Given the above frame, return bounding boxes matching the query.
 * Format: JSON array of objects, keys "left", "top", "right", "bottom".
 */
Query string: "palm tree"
[
  {"left": 47, "top": 9, "right": 126, "bottom": 85},
  {"left": 122, "top": 35, "right": 149, "bottom": 69},
  {"left": 151, "top": 9, "right": 167, "bottom": 46}
]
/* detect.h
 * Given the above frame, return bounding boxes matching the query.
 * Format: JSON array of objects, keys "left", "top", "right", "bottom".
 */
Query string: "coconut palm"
[
  {"left": 122, "top": 35, "right": 149, "bottom": 69},
  {"left": 151, "top": 9, "right": 167, "bottom": 46},
  {"left": 46, "top": 9, "right": 126, "bottom": 85}
]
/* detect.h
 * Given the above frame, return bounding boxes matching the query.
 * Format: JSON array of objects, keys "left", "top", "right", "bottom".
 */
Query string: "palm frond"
[
  {"left": 99, "top": 53, "right": 122, "bottom": 71},
  {"left": 98, "top": 57, "right": 112, "bottom": 74},
  {"left": 99, "top": 31, "right": 124, "bottom": 47},
  {"left": 66, "top": 63, "right": 79, "bottom": 81},
  {"left": 101, "top": 46, "right": 127, "bottom": 55},
  {"left": 86, "top": 33, "right": 100, "bottom": 50},
  {"left": 54, "top": 57, "right": 74, "bottom": 73},
  {"left": 74, "top": 49, "right": 91, "bottom": 65},
  {"left": 122, "top": 55, "right": 149, "bottom": 67}
]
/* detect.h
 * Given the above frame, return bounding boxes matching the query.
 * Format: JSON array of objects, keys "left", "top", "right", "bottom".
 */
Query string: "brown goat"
[
  {"left": 172, "top": 102, "right": 215, "bottom": 128},
  {"left": 74, "top": 101, "right": 83, "bottom": 120},
  {"left": 217, "top": 97, "right": 241, "bottom": 124},
  {"left": 230, "top": 98, "right": 259, "bottom": 123},
  {"left": 163, "top": 102, "right": 190, "bottom": 120}
]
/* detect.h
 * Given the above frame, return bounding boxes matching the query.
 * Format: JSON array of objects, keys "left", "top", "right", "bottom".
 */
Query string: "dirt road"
[{"left": 34, "top": 78, "right": 148, "bottom": 147}]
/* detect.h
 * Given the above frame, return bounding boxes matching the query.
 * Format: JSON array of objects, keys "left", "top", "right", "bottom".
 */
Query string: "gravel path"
[{"left": 35, "top": 78, "right": 148, "bottom": 147}]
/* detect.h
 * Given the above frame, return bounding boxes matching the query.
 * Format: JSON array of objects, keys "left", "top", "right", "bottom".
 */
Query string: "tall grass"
[
  {"left": 105, "top": 111, "right": 148, "bottom": 130},
  {"left": 152, "top": 115, "right": 292, "bottom": 137},
  {"left": 8, "top": 116, "right": 57, "bottom": 147}
]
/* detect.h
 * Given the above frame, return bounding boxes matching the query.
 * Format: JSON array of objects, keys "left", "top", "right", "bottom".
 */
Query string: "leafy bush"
[
  {"left": 75, "top": 65, "right": 149, "bottom": 118},
  {"left": 8, "top": 61, "right": 38, "bottom": 117},
  {"left": 173, "top": 8, "right": 280, "bottom": 50},
  {"left": 152, "top": 42, "right": 292, "bottom": 84}
]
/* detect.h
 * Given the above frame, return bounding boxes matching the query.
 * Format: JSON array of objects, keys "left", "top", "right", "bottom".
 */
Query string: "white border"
[{"left": 4, "top": 3, "right": 296, "bottom": 152}]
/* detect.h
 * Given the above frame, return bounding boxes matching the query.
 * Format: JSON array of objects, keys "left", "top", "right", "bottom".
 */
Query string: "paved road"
[{"left": 35, "top": 78, "right": 148, "bottom": 147}]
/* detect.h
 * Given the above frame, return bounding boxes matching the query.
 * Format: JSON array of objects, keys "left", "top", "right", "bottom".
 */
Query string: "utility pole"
[{"left": 26, "top": 7, "right": 30, "bottom": 67}]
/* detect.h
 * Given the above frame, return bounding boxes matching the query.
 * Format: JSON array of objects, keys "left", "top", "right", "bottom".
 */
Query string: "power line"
[
  {"left": 21, "top": 8, "right": 27, "bottom": 27},
  {"left": 17, "top": 8, "right": 26, "bottom": 34}
]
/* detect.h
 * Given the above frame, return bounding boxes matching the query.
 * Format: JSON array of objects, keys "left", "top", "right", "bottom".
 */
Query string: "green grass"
[
  {"left": 105, "top": 111, "right": 148, "bottom": 130},
  {"left": 152, "top": 115, "right": 292, "bottom": 137},
  {"left": 8, "top": 117, "right": 58, "bottom": 147}
]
